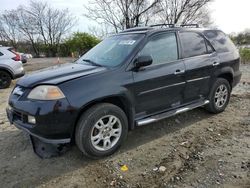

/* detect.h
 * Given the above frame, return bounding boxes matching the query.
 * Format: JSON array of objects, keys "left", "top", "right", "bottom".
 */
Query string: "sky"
[{"left": 0, "top": 0, "right": 249, "bottom": 34}]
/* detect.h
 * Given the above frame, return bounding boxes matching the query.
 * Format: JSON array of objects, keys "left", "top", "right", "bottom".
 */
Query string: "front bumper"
[
  {"left": 6, "top": 95, "right": 78, "bottom": 144},
  {"left": 6, "top": 107, "right": 71, "bottom": 144}
]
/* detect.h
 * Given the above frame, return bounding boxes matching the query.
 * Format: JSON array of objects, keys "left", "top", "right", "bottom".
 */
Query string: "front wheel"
[
  {"left": 75, "top": 103, "right": 128, "bottom": 159},
  {"left": 205, "top": 78, "right": 231, "bottom": 114}
]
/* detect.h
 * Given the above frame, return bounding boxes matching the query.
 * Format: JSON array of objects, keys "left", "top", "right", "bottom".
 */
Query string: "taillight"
[{"left": 11, "top": 51, "right": 21, "bottom": 61}]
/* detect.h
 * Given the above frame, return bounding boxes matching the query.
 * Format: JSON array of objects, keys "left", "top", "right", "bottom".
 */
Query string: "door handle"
[
  {"left": 174, "top": 69, "right": 185, "bottom": 75},
  {"left": 213, "top": 62, "right": 220, "bottom": 66}
]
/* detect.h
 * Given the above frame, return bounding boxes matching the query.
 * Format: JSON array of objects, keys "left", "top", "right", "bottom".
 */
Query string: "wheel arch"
[
  {"left": 215, "top": 66, "right": 234, "bottom": 88},
  {"left": 217, "top": 72, "right": 233, "bottom": 89},
  {"left": 0, "top": 67, "right": 14, "bottom": 79},
  {"left": 71, "top": 95, "right": 135, "bottom": 141}
]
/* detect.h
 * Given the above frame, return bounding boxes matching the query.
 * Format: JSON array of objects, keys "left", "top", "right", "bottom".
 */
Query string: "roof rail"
[
  {"left": 150, "top": 24, "right": 175, "bottom": 28},
  {"left": 180, "top": 24, "right": 199, "bottom": 28},
  {"left": 120, "top": 27, "right": 153, "bottom": 33}
]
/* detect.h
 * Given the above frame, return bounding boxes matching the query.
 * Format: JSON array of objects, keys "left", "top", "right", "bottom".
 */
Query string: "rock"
[
  {"left": 175, "top": 119, "right": 181, "bottom": 124},
  {"left": 218, "top": 159, "right": 224, "bottom": 163},
  {"left": 241, "top": 161, "right": 249, "bottom": 169},
  {"left": 159, "top": 166, "right": 167, "bottom": 172},
  {"left": 175, "top": 176, "right": 180, "bottom": 181},
  {"left": 207, "top": 127, "right": 214, "bottom": 132},
  {"left": 153, "top": 167, "right": 158, "bottom": 172},
  {"left": 180, "top": 141, "right": 188, "bottom": 146},
  {"left": 110, "top": 180, "right": 116, "bottom": 186},
  {"left": 227, "top": 151, "right": 232, "bottom": 155},
  {"left": 219, "top": 173, "right": 224, "bottom": 177}
]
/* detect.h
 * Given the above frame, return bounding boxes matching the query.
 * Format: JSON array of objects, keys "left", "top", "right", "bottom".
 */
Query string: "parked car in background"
[
  {"left": 6, "top": 25, "right": 241, "bottom": 158},
  {"left": 25, "top": 54, "right": 33, "bottom": 59},
  {"left": 0, "top": 46, "right": 25, "bottom": 89},
  {"left": 19, "top": 53, "right": 28, "bottom": 64}
]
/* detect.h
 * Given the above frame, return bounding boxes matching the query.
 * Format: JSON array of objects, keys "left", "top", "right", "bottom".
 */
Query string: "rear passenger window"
[
  {"left": 0, "top": 52, "right": 3, "bottom": 56},
  {"left": 204, "top": 30, "right": 236, "bottom": 53},
  {"left": 180, "top": 32, "right": 207, "bottom": 58},
  {"left": 139, "top": 32, "right": 178, "bottom": 65}
]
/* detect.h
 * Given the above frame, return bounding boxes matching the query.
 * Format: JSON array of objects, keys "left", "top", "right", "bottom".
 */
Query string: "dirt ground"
[{"left": 0, "top": 58, "right": 249, "bottom": 188}]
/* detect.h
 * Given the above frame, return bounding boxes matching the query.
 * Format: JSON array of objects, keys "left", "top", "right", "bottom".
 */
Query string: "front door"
[{"left": 131, "top": 32, "right": 186, "bottom": 117}]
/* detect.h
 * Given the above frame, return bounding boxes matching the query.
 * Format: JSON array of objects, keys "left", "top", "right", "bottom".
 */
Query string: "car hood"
[{"left": 17, "top": 63, "right": 106, "bottom": 88}]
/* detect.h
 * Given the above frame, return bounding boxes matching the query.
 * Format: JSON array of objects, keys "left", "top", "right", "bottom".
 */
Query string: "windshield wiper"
[{"left": 82, "top": 59, "right": 102, "bottom": 67}]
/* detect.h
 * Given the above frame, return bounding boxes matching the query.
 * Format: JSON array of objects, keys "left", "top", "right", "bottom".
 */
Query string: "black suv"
[{"left": 6, "top": 25, "right": 241, "bottom": 158}]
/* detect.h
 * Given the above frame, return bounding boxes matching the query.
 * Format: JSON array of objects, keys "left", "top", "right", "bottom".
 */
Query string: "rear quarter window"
[
  {"left": 0, "top": 51, "right": 3, "bottom": 56},
  {"left": 204, "top": 30, "right": 236, "bottom": 53}
]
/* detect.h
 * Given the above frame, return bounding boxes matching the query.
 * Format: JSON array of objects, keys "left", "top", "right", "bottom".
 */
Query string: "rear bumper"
[{"left": 232, "top": 71, "right": 242, "bottom": 88}]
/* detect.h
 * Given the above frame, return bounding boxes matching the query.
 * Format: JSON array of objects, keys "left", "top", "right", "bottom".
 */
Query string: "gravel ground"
[{"left": 0, "top": 58, "right": 249, "bottom": 188}]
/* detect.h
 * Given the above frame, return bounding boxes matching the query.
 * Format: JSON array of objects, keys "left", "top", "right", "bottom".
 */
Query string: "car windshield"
[{"left": 75, "top": 34, "right": 144, "bottom": 67}]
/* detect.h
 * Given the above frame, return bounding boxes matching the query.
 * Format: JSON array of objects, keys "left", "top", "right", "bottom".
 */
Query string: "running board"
[{"left": 136, "top": 100, "right": 209, "bottom": 126}]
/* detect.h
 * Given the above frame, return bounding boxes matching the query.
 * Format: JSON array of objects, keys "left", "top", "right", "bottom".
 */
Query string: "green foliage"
[
  {"left": 64, "top": 32, "right": 101, "bottom": 57},
  {"left": 230, "top": 31, "right": 250, "bottom": 45},
  {"left": 240, "top": 48, "right": 250, "bottom": 64}
]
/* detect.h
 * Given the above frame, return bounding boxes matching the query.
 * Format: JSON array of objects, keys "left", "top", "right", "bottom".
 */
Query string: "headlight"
[{"left": 27, "top": 85, "right": 65, "bottom": 100}]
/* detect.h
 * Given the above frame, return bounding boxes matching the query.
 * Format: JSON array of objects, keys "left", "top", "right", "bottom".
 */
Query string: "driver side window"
[{"left": 139, "top": 32, "right": 178, "bottom": 65}]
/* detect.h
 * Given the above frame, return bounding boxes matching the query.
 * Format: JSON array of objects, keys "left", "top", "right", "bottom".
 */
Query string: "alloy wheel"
[
  {"left": 214, "top": 84, "right": 228, "bottom": 108},
  {"left": 91, "top": 115, "right": 122, "bottom": 151}
]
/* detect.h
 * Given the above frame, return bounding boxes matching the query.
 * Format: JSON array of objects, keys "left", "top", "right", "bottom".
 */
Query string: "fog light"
[{"left": 28, "top": 115, "right": 36, "bottom": 124}]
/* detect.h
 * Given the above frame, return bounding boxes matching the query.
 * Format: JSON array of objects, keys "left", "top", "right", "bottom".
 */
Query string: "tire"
[
  {"left": 205, "top": 78, "right": 231, "bottom": 114},
  {"left": 75, "top": 103, "right": 128, "bottom": 159},
  {"left": 22, "top": 59, "right": 27, "bottom": 64},
  {"left": 0, "top": 70, "right": 11, "bottom": 89}
]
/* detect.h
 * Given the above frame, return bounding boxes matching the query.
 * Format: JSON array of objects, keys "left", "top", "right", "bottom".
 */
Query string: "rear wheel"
[
  {"left": 205, "top": 78, "right": 231, "bottom": 113},
  {"left": 75, "top": 103, "right": 128, "bottom": 158},
  {"left": 0, "top": 70, "right": 11, "bottom": 89}
]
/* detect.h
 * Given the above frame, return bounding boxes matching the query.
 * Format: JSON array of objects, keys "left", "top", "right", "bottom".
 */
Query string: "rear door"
[
  {"left": 132, "top": 32, "right": 186, "bottom": 116},
  {"left": 179, "top": 31, "right": 219, "bottom": 103}
]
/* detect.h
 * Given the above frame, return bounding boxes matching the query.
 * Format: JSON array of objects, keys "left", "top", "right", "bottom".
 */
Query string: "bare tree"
[
  {"left": 0, "top": 10, "right": 20, "bottom": 49},
  {"left": 84, "top": 0, "right": 213, "bottom": 35},
  {"left": 84, "top": 0, "right": 159, "bottom": 33},
  {"left": 24, "top": 0, "right": 76, "bottom": 56},
  {"left": 0, "top": 0, "right": 76, "bottom": 56},
  {"left": 88, "top": 24, "right": 110, "bottom": 39},
  {"left": 16, "top": 6, "right": 40, "bottom": 55},
  {"left": 156, "top": 0, "right": 213, "bottom": 26}
]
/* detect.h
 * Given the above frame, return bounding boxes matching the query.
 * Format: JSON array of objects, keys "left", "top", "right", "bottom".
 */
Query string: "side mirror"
[{"left": 134, "top": 55, "right": 153, "bottom": 69}]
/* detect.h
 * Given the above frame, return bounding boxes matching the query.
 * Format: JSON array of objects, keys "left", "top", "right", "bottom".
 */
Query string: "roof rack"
[
  {"left": 180, "top": 24, "right": 199, "bottom": 28},
  {"left": 150, "top": 24, "right": 175, "bottom": 28},
  {"left": 120, "top": 23, "right": 200, "bottom": 33}
]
